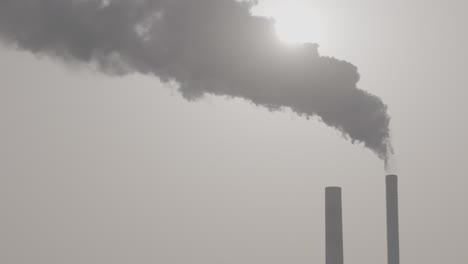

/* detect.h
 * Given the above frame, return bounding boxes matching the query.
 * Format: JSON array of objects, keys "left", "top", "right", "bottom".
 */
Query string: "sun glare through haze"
[{"left": 267, "top": 3, "right": 320, "bottom": 44}]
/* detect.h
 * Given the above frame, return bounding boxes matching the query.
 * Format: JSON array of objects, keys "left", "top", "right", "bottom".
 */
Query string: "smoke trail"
[
  {"left": 0, "top": 0, "right": 393, "bottom": 162},
  {"left": 385, "top": 140, "right": 397, "bottom": 173}
]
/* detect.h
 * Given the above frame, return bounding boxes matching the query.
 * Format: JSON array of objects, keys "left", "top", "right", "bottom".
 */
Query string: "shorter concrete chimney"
[{"left": 326, "top": 187, "right": 344, "bottom": 264}]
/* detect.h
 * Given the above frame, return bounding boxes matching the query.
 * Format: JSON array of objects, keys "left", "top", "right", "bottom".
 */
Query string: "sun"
[
  {"left": 261, "top": 3, "right": 321, "bottom": 45},
  {"left": 275, "top": 20, "right": 313, "bottom": 44}
]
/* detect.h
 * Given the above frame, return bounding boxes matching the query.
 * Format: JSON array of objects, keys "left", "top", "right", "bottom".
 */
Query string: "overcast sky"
[{"left": 1, "top": 0, "right": 468, "bottom": 264}]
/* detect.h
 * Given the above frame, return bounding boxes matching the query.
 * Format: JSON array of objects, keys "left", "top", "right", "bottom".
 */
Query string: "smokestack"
[
  {"left": 325, "top": 187, "right": 344, "bottom": 264},
  {"left": 386, "top": 175, "right": 400, "bottom": 264}
]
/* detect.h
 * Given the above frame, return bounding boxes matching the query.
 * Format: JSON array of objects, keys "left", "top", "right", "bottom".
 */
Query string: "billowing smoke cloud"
[{"left": 0, "top": 0, "right": 392, "bottom": 161}]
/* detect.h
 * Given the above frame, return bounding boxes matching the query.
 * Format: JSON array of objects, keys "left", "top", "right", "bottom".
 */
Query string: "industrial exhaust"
[{"left": 325, "top": 175, "right": 400, "bottom": 264}]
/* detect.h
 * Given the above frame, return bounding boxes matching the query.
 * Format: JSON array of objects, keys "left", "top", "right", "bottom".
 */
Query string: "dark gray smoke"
[{"left": 0, "top": 0, "right": 392, "bottom": 161}]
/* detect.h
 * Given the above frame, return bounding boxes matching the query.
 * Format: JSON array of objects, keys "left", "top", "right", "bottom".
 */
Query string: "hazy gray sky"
[{"left": 1, "top": 0, "right": 467, "bottom": 264}]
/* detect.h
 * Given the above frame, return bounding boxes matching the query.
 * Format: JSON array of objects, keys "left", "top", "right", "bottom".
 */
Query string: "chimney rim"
[{"left": 386, "top": 174, "right": 398, "bottom": 182}]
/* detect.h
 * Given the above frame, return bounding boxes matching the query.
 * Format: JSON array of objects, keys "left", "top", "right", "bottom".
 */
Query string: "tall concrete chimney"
[
  {"left": 325, "top": 187, "right": 344, "bottom": 264},
  {"left": 386, "top": 175, "right": 400, "bottom": 264}
]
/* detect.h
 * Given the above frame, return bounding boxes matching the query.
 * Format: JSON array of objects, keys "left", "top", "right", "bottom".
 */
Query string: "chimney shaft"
[
  {"left": 326, "top": 187, "right": 344, "bottom": 264},
  {"left": 386, "top": 175, "right": 400, "bottom": 264}
]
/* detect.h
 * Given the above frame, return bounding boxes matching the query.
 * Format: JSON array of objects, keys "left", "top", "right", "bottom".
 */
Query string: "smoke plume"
[{"left": 0, "top": 0, "right": 392, "bottom": 161}]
